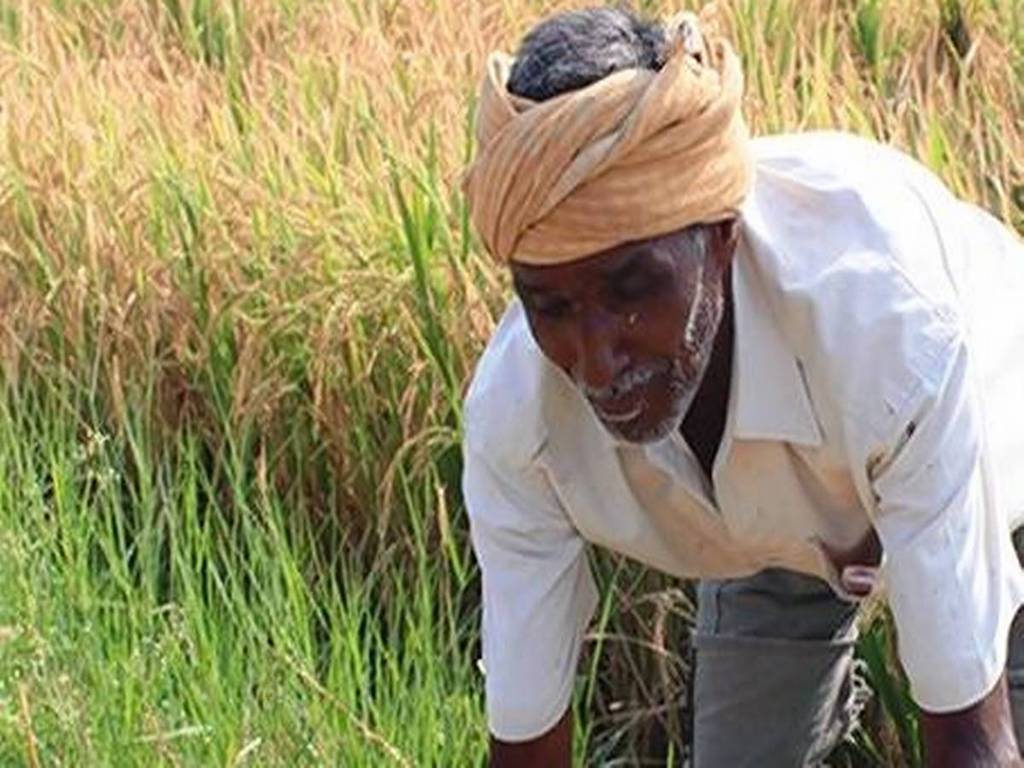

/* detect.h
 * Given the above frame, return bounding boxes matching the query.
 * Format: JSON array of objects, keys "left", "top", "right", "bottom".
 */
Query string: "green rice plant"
[
  {"left": 856, "top": 612, "right": 924, "bottom": 767},
  {"left": 0, "top": 378, "right": 487, "bottom": 765},
  {"left": 158, "top": 0, "right": 247, "bottom": 70},
  {"left": 852, "top": 0, "right": 891, "bottom": 85},
  {"left": 0, "top": 0, "right": 1021, "bottom": 764},
  {"left": 0, "top": 2, "right": 17, "bottom": 43}
]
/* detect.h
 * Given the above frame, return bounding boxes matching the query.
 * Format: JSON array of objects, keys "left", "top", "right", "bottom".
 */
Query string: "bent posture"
[{"left": 462, "top": 6, "right": 1024, "bottom": 766}]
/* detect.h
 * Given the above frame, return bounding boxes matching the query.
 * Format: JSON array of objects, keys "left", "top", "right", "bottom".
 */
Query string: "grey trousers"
[{"left": 692, "top": 567, "right": 1024, "bottom": 768}]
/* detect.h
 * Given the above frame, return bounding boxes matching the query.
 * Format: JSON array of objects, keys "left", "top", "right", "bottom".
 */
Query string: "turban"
[{"left": 462, "top": 10, "right": 753, "bottom": 266}]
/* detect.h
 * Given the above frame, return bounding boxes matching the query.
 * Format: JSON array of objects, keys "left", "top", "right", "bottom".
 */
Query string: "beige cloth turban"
[{"left": 463, "top": 10, "right": 753, "bottom": 266}]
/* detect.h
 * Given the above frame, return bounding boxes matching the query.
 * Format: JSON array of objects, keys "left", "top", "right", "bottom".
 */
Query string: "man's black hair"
[{"left": 507, "top": 7, "right": 668, "bottom": 102}]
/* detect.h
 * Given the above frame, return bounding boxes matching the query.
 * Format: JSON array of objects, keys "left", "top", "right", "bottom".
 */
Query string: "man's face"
[{"left": 512, "top": 222, "right": 736, "bottom": 444}]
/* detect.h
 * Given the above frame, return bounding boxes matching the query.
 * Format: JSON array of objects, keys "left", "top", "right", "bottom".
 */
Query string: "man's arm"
[
  {"left": 462, "top": 435, "right": 596, "bottom": 760},
  {"left": 490, "top": 709, "right": 572, "bottom": 768},
  {"left": 857, "top": 341, "right": 1024, "bottom": 766},
  {"left": 921, "top": 672, "right": 1022, "bottom": 767}
]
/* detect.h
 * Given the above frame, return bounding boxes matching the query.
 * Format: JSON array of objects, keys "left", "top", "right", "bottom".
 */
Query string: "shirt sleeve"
[
  {"left": 871, "top": 341, "right": 1024, "bottom": 712},
  {"left": 463, "top": 444, "right": 598, "bottom": 741}
]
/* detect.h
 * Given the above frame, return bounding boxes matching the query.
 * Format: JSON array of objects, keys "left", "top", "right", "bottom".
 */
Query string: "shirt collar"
[{"left": 730, "top": 224, "right": 823, "bottom": 447}]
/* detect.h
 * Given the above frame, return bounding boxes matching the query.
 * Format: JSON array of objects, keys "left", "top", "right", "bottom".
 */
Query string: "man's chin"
[
  {"left": 593, "top": 384, "right": 698, "bottom": 446},
  {"left": 598, "top": 410, "right": 681, "bottom": 446}
]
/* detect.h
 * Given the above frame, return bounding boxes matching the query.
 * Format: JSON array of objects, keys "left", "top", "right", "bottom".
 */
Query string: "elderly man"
[{"left": 461, "top": 6, "right": 1024, "bottom": 766}]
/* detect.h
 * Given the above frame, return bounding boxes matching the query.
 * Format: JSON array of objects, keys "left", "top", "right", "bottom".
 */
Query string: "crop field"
[{"left": 0, "top": 0, "right": 1021, "bottom": 765}]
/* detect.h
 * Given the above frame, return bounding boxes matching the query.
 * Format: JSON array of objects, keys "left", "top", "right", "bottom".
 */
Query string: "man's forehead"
[
  {"left": 512, "top": 245, "right": 654, "bottom": 290},
  {"left": 511, "top": 229, "right": 694, "bottom": 288}
]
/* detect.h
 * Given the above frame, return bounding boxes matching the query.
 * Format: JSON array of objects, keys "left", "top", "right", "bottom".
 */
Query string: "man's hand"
[
  {"left": 490, "top": 708, "right": 571, "bottom": 768},
  {"left": 921, "top": 672, "right": 1023, "bottom": 767}
]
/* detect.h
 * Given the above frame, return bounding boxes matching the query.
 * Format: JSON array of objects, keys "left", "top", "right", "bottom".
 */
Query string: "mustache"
[{"left": 579, "top": 359, "right": 671, "bottom": 401}]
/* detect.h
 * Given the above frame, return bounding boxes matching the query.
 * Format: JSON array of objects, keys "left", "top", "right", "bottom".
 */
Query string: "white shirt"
[{"left": 462, "top": 131, "right": 1024, "bottom": 741}]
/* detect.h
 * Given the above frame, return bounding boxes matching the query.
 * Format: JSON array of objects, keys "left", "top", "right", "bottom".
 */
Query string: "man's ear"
[{"left": 708, "top": 217, "right": 740, "bottom": 269}]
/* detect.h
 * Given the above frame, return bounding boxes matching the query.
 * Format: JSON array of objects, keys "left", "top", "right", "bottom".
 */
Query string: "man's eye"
[
  {"left": 614, "top": 274, "right": 653, "bottom": 301},
  {"left": 531, "top": 297, "right": 572, "bottom": 318}
]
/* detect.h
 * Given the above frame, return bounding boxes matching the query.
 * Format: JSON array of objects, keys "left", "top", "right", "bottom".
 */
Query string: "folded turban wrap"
[{"left": 462, "top": 10, "right": 753, "bottom": 266}]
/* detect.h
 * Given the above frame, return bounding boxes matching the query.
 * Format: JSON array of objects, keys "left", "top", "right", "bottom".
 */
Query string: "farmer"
[{"left": 461, "top": 6, "right": 1024, "bottom": 766}]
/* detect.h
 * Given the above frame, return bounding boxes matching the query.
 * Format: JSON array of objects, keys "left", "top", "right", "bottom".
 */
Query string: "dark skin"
[{"left": 494, "top": 220, "right": 1023, "bottom": 767}]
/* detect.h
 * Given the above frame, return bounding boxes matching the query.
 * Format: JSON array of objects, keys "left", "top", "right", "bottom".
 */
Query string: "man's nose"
[{"left": 572, "top": 310, "right": 627, "bottom": 392}]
